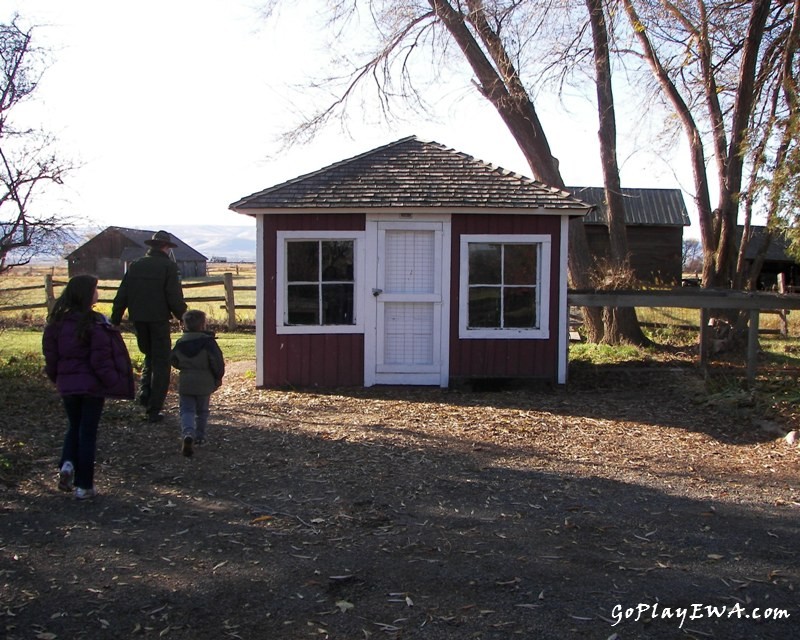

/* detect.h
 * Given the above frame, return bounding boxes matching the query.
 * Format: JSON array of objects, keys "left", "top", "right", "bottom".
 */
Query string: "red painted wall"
[
  {"left": 259, "top": 212, "right": 566, "bottom": 387},
  {"left": 261, "top": 214, "right": 365, "bottom": 387},
  {"left": 448, "top": 214, "right": 563, "bottom": 381}
]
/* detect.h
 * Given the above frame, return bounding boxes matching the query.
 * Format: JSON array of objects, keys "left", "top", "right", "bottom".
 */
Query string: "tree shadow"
[{"left": 2, "top": 399, "right": 798, "bottom": 640}]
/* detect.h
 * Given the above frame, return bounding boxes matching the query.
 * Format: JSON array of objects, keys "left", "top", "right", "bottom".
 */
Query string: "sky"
[{"left": 7, "top": 0, "right": 698, "bottom": 234}]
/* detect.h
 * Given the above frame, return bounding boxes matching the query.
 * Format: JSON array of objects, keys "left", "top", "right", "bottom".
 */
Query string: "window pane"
[
  {"left": 287, "top": 242, "right": 319, "bottom": 282},
  {"left": 504, "top": 244, "right": 537, "bottom": 285},
  {"left": 321, "top": 241, "right": 354, "bottom": 281},
  {"left": 322, "top": 283, "right": 354, "bottom": 324},
  {"left": 468, "top": 243, "right": 501, "bottom": 284},
  {"left": 504, "top": 287, "right": 536, "bottom": 328},
  {"left": 287, "top": 284, "right": 319, "bottom": 324},
  {"left": 468, "top": 286, "right": 500, "bottom": 327}
]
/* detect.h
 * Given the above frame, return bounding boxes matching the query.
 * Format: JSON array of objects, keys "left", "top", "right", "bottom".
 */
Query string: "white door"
[{"left": 365, "top": 219, "right": 449, "bottom": 386}]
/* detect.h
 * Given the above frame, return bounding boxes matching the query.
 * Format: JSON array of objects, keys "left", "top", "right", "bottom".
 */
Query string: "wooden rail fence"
[
  {"left": 4, "top": 278, "right": 797, "bottom": 382},
  {"left": 0, "top": 273, "right": 255, "bottom": 330},
  {"left": 569, "top": 288, "right": 800, "bottom": 385}
]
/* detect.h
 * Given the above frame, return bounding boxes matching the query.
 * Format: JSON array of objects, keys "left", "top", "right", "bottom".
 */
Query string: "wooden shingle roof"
[
  {"left": 230, "top": 136, "right": 592, "bottom": 214},
  {"left": 567, "top": 186, "right": 690, "bottom": 227}
]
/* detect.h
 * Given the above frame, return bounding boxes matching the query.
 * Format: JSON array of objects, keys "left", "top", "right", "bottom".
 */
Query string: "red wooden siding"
[
  {"left": 261, "top": 214, "right": 366, "bottom": 388},
  {"left": 448, "top": 214, "right": 563, "bottom": 381},
  {"left": 585, "top": 225, "right": 684, "bottom": 284}
]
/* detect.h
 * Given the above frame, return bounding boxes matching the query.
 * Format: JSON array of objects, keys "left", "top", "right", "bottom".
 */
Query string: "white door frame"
[{"left": 364, "top": 214, "right": 451, "bottom": 387}]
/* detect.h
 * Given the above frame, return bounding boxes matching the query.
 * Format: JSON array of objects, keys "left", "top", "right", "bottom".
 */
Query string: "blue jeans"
[
  {"left": 60, "top": 395, "right": 105, "bottom": 490},
  {"left": 179, "top": 394, "right": 210, "bottom": 441}
]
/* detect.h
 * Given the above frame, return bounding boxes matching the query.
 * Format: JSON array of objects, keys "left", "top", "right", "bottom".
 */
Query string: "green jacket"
[
  {"left": 111, "top": 249, "right": 187, "bottom": 324},
  {"left": 170, "top": 331, "right": 225, "bottom": 395}
]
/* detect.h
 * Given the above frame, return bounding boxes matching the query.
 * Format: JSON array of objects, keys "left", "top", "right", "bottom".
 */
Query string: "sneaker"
[
  {"left": 146, "top": 413, "right": 165, "bottom": 423},
  {"left": 75, "top": 486, "right": 96, "bottom": 500},
  {"left": 181, "top": 436, "right": 194, "bottom": 457},
  {"left": 58, "top": 462, "right": 74, "bottom": 492}
]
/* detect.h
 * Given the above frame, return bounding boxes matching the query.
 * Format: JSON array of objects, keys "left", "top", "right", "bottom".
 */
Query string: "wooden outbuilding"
[
  {"left": 67, "top": 226, "right": 208, "bottom": 279},
  {"left": 568, "top": 186, "right": 691, "bottom": 285},
  {"left": 739, "top": 225, "right": 800, "bottom": 290},
  {"left": 229, "top": 136, "right": 592, "bottom": 389}
]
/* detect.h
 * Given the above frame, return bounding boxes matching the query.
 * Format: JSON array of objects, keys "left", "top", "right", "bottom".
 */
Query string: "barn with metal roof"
[
  {"left": 568, "top": 186, "right": 691, "bottom": 285},
  {"left": 66, "top": 226, "right": 208, "bottom": 279}
]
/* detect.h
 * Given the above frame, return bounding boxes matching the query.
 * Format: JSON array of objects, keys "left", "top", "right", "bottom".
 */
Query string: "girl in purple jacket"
[{"left": 43, "top": 275, "right": 134, "bottom": 500}]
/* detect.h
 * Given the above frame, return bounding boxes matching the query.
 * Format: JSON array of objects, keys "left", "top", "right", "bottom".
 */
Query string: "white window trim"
[
  {"left": 276, "top": 230, "right": 365, "bottom": 335},
  {"left": 458, "top": 234, "right": 551, "bottom": 340}
]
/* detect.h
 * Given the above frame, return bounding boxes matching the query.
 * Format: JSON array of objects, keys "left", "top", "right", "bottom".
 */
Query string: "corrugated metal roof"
[
  {"left": 739, "top": 226, "right": 795, "bottom": 262},
  {"left": 107, "top": 226, "right": 208, "bottom": 261},
  {"left": 230, "top": 136, "right": 592, "bottom": 214},
  {"left": 567, "top": 186, "right": 690, "bottom": 227}
]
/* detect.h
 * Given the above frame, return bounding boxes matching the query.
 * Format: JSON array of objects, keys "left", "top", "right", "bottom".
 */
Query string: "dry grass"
[{"left": 0, "top": 264, "right": 257, "bottom": 325}]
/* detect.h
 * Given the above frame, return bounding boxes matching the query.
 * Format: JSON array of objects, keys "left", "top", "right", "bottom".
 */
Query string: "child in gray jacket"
[{"left": 170, "top": 310, "right": 225, "bottom": 457}]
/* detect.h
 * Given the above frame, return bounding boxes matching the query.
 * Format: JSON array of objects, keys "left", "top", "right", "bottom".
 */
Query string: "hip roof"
[{"left": 230, "top": 136, "right": 592, "bottom": 214}]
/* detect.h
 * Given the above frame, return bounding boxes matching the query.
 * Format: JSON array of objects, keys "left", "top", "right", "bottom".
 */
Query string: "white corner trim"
[
  {"left": 557, "top": 217, "right": 569, "bottom": 385},
  {"left": 255, "top": 215, "right": 265, "bottom": 387}
]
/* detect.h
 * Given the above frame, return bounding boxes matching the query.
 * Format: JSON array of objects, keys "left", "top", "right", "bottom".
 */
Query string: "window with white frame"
[
  {"left": 276, "top": 231, "right": 365, "bottom": 334},
  {"left": 459, "top": 234, "right": 551, "bottom": 339}
]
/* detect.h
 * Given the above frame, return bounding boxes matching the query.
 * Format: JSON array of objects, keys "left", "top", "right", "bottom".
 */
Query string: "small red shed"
[{"left": 229, "top": 136, "right": 591, "bottom": 388}]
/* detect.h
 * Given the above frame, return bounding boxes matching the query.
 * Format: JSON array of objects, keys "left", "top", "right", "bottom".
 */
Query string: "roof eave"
[{"left": 228, "top": 205, "right": 592, "bottom": 216}]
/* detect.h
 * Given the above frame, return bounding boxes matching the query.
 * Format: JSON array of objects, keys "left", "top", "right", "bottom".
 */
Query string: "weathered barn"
[
  {"left": 568, "top": 187, "right": 691, "bottom": 285},
  {"left": 67, "top": 227, "right": 208, "bottom": 279},
  {"left": 739, "top": 226, "right": 800, "bottom": 290},
  {"left": 229, "top": 136, "right": 592, "bottom": 389}
]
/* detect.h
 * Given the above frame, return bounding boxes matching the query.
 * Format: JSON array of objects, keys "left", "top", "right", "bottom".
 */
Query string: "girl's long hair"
[{"left": 46, "top": 274, "right": 101, "bottom": 344}]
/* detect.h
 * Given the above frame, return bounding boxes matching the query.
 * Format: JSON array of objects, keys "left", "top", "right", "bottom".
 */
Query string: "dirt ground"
[{"left": 1, "top": 361, "right": 798, "bottom": 640}]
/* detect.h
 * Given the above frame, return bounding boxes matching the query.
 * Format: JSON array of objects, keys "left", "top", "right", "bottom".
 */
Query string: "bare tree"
[
  {"left": 682, "top": 237, "right": 703, "bottom": 274},
  {"left": 620, "top": 0, "right": 798, "bottom": 293},
  {"left": 262, "top": 0, "right": 660, "bottom": 343},
  {"left": 585, "top": 0, "right": 648, "bottom": 344},
  {"left": 0, "top": 18, "right": 74, "bottom": 274}
]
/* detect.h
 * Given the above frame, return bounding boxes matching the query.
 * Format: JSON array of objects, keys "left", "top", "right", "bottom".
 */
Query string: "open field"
[
  {"left": 4, "top": 266, "right": 800, "bottom": 375},
  {"left": 0, "top": 264, "right": 258, "bottom": 326}
]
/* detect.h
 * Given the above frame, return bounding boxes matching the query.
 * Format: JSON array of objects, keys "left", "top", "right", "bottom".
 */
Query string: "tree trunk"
[
  {"left": 587, "top": 0, "right": 649, "bottom": 345},
  {"left": 432, "top": 0, "right": 606, "bottom": 341}
]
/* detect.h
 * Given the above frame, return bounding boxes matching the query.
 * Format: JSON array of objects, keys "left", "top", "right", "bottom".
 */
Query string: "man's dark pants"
[{"left": 133, "top": 321, "right": 172, "bottom": 418}]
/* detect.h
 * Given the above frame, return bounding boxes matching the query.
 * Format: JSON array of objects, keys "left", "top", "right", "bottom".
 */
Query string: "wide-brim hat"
[{"left": 144, "top": 230, "right": 178, "bottom": 248}]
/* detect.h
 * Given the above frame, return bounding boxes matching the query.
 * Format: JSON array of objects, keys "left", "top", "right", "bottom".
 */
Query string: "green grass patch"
[
  {"left": 569, "top": 342, "right": 647, "bottom": 365},
  {"left": 0, "top": 327, "right": 255, "bottom": 363}
]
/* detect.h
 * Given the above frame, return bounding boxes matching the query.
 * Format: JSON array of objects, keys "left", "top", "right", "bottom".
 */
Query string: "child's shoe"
[
  {"left": 181, "top": 436, "right": 193, "bottom": 458},
  {"left": 58, "top": 461, "right": 74, "bottom": 492},
  {"left": 75, "top": 486, "right": 96, "bottom": 500}
]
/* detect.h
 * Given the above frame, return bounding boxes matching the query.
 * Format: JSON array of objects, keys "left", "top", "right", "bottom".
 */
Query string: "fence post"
[
  {"left": 223, "top": 272, "right": 237, "bottom": 331},
  {"left": 777, "top": 273, "right": 788, "bottom": 337},
  {"left": 746, "top": 309, "right": 760, "bottom": 387},
  {"left": 698, "top": 308, "right": 710, "bottom": 372},
  {"left": 44, "top": 274, "right": 55, "bottom": 311}
]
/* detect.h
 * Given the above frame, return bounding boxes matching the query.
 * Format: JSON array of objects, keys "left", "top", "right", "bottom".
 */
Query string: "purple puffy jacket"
[{"left": 43, "top": 312, "right": 135, "bottom": 399}]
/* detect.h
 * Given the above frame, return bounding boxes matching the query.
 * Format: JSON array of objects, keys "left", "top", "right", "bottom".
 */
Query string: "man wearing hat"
[{"left": 111, "top": 230, "right": 188, "bottom": 422}]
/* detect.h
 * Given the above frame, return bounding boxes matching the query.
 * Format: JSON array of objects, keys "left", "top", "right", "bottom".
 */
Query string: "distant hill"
[
  {"left": 166, "top": 225, "right": 256, "bottom": 262},
  {"left": 29, "top": 224, "right": 257, "bottom": 265}
]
